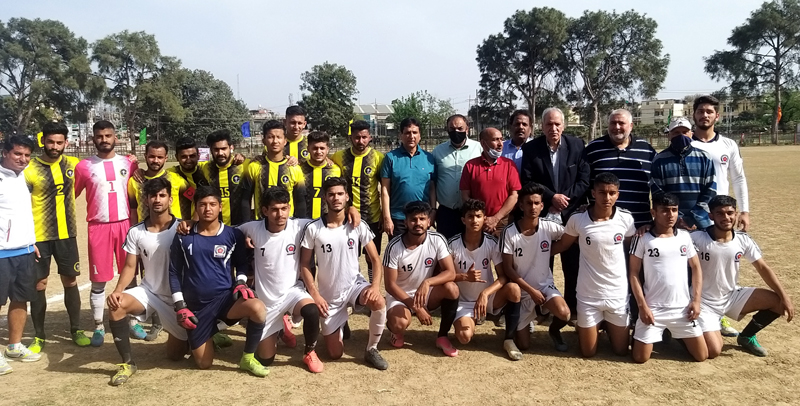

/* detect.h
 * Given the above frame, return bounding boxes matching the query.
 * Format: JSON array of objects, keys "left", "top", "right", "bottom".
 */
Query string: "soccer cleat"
[
  {"left": 4, "top": 344, "right": 42, "bottom": 362},
  {"left": 110, "top": 363, "right": 137, "bottom": 386},
  {"left": 529, "top": 322, "right": 536, "bottom": 334},
  {"left": 28, "top": 337, "right": 45, "bottom": 354},
  {"left": 212, "top": 333, "right": 233, "bottom": 349},
  {"left": 0, "top": 355, "right": 12, "bottom": 375},
  {"left": 721, "top": 317, "right": 740, "bottom": 337},
  {"left": 280, "top": 316, "right": 297, "bottom": 348},
  {"left": 303, "top": 350, "right": 324, "bottom": 373},
  {"left": 738, "top": 335, "right": 768, "bottom": 357},
  {"left": 365, "top": 348, "right": 389, "bottom": 370},
  {"left": 435, "top": 336, "right": 459, "bottom": 357},
  {"left": 503, "top": 339, "right": 523, "bottom": 361},
  {"left": 145, "top": 324, "right": 163, "bottom": 342},
  {"left": 239, "top": 354, "right": 270, "bottom": 377},
  {"left": 549, "top": 330, "right": 568, "bottom": 352},
  {"left": 389, "top": 332, "right": 404, "bottom": 348},
  {"left": 72, "top": 330, "right": 91, "bottom": 347},
  {"left": 130, "top": 323, "right": 147, "bottom": 340},
  {"left": 90, "top": 329, "right": 105, "bottom": 347}
]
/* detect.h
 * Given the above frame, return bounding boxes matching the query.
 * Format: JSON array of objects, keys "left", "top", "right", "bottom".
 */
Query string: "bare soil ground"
[{"left": 3, "top": 146, "right": 800, "bottom": 405}]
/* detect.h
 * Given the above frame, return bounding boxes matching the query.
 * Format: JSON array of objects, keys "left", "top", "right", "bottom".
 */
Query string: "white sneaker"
[
  {"left": 529, "top": 322, "right": 536, "bottom": 333},
  {"left": 5, "top": 344, "right": 42, "bottom": 362},
  {"left": 504, "top": 339, "right": 523, "bottom": 361},
  {"left": 0, "top": 354, "right": 12, "bottom": 375}
]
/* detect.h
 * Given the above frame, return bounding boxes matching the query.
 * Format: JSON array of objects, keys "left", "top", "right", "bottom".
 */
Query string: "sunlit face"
[
  {"left": 196, "top": 196, "right": 221, "bottom": 222},
  {"left": 146, "top": 188, "right": 171, "bottom": 215},
  {"left": 350, "top": 129, "right": 372, "bottom": 153},
  {"left": 262, "top": 201, "right": 290, "bottom": 230},
  {"left": 510, "top": 114, "right": 531, "bottom": 141},
  {"left": 519, "top": 193, "right": 543, "bottom": 220},
  {"left": 43, "top": 133, "right": 67, "bottom": 159},
  {"left": 591, "top": 182, "right": 619, "bottom": 210},
  {"left": 710, "top": 205, "right": 737, "bottom": 232},
  {"left": 541, "top": 111, "right": 564, "bottom": 145},
  {"left": 145, "top": 146, "right": 167, "bottom": 173},
  {"left": 447, "top": 117, "right": 468, "bottom": 133},
  {"left": 481, "top": 130, "right": 503, "bottom": 154},
  {"left": 210, "top": 140, "right": 232, "bottom": 166},
  {"left": 92, "top": 128, "right": 116, "bottom": 153},
  {"left": 308, "top": 141, "right": 329, "bottom": 165},
  {"left": 324, "top": 184, "right": 349, "bottom": 212},
  {"left": 263, "top": 129, "right": 286, "bottom": 154},
  {"left": 400, "top": 124, "right": 420, "bottom": 150},
  {"left": 462, "top": 209, "right": 485, "bottom": 232},
  {"left": 404, "top": 212, "right": 430, "bottom": 236},
  {"left": 285, "top": 115, "right": 306, "bottom": 138},
  {"left": 608, "top": 113, "right": 633, "bottom": 144},
  {"left": 1, "top": 144, "right": 32, "bottom": 173},
  {"left": 651, "top": 205, "right": 679, "bottom": 229},
  {"left": 176, "top": 147, "right": 199, "bottom": 172},
  {"left": 693, "top": 103, "right": 719, "bottom": 131}
]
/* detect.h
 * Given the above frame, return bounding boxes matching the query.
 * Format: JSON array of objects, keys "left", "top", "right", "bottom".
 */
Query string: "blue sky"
[{"left": 3, "top": 0, "right": 765, "bottom": 113}]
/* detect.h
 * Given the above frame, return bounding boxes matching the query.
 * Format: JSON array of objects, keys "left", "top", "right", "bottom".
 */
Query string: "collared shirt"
[
  {"left": 459, "top": 156, "right": 521, "bottom": 217},
  {"left": 502, "top": 136, "right": 533, "bottom": 172},
  {"left": 432, "top": 139, "right": 482, "bottom": 209},
  {"left": 0, "top": 164, "right": 36, "bottom": 253},
  {"left": 651, "top": 146, "right": 717, "bottom": 229},
  {"left": 380, "top": 146, "right": 436, "bottom": 220},
  {"left": 548, "top": 139, "right": 562, "bottom": 191}
]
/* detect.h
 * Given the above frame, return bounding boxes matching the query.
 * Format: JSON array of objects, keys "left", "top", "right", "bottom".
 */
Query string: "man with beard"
[
  {"left": 201, "top": 130, "right": 250, "bottom": 226},
  {"left": 74, "top": 120, "right": 140, "bottom": 346},
  {"left": 23, "top": 122, "right": 90, "bottom": 352},
  {"left": 128, "top": 140, "right": 190, "bottom": 223},
  {"left": 502, "top": 110, "right": 534, "bottom": 173},
  {"left": 284, "top": 105, "right": 311, "bottom": 163}
]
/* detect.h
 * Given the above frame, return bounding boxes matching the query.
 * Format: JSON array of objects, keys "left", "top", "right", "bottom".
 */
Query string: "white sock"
[
  {"left": 90, "top": 282, "right": 106, "bottom": 330},
  {"left": 367, "top": 307, "right": 387, "bottom": 350},
  {"left": 216, "top": 320, "right": 229, "bottom": 332}
]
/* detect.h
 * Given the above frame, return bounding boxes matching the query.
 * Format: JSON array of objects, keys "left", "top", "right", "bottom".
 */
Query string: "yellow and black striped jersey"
[
  {"left": 168, "top": 163, "right": 210, "bottom": 217},
  {"left": 127, "top": 169, "right": 190, "bottom": 221},
  {"left": 284, "top": 135, "right": 310, "bottom": 164},
  {"left": 244, "top": 155, "right": 306, "bottom": 219},
  {"left": 200, "top": 159, "right": 249, "bottom": 226},
  {"left": 24, "top": 155, "right": 80, "bottom": 241},
  {"left": 298, "top": 160, "right": 341, "bottom": 219},
  {"left": 332, "top": 147, "right": 384, "bottom": 224}
]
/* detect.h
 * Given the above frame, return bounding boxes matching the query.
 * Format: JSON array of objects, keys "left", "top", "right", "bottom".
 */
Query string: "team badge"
[
  {"left": 721, "top": 155, "right": 729, "bottom": 164},
  {"left": 347, "top": 238, "right": 355, "bottom": 249},
  {"left": 424, "top": 257, "right": 434, "bottom": 267},
  {"left": 680, "top": 245, "right": 688, "bottom": 256},
  {"left": 365, "top": 167, "right": 373, "bottom": 175},
  {"left": 613, "top": 233, "right": 624, "bottom": 244},
  {"left": 66, "top": 169, "right": 74, "bottom": 178},
  {"left": 232, "top": 175, "right": 241, "bottom": 184},
  {"left": 734, "top": 251, "right": 743, "bottom": 262},
  {"left": 286, "top": 244, "right": 296, "bottom": 255},
  {"left": 482, "top": 258, "right": 489, "bottom": 268},
  {"left": 120, "top": 168, "right": 128, "bottom": 177},
  {"left": 281, "top": 175, "right": 290, "bottom": 184},
  {"left": 183, "top": 186, "right": 195, "bottom": 200},
  {"left": 73, "top": 262, "right": 80, "bottom": 274},
  {"left": 540, "top": 241, "right": 550, "bottom": 252},
  {"left": 213, "top": 245, "right": 227, "bottom": 258},
  {"left": 301, "top": 150, "right": 310, "bottom": 158}
]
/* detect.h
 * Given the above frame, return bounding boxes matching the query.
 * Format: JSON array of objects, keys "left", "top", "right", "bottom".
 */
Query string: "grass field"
[{"left": 2, "top": 146, "right": 799, "bottom": 405}]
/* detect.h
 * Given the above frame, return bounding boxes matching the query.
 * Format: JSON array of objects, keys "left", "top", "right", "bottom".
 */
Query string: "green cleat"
[
  {"left": 110, "top": 363, "right": 137, "bottom": 386},
  {"left": 28, "top": 338, "right": 45, "bottom": 354},
  {"left": 720, "top": 316, "right": 740, "bottom": 337},
  {"left": 738, "top": 335, "right": 768, "bottom": 357},
  {"left": 72, "top": 331, "right": 91, "bottom": 347},
  {"left": 212, "top": 333, "right": 233, "bottom": 350},
  {"left": 239, "top": 354, "right": 269, "bottom": 377}
]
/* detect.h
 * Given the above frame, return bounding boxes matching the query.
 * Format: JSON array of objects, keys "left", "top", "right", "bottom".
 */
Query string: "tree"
[
  {"left": 565, "top": 10, "right": 669, "bottom": 139},
  {"left": 388, "top": 91, "right": 456, "bottom": 136},
  {"left": 92, "top": 30, "right": 182, "bottom": 150},
  {"left": 476, "top": 7, "right": 570, "bottom": 125},
  {"left": 705, "top": 0, "right": 800, "bottom": 144},
  {"left": 0, "top": 18, "right": 103, "bottom": 135},
  {"left": 298, "top": 62, "right": 358, "bottom": 137}
]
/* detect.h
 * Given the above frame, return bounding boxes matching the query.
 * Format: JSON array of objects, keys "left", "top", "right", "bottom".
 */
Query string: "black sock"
[
  {"left": 244, "top": 320, "right": 265, "bottom": 354},
  {"left": 438, "top": 298, "right": 458, "bottom": 338},
  {"left": 741, "top": 310, "right": 781, "bottom": 337},
  {"left": 549, "top": 316, "right": 568, "bottom": 334},
  {"left": 343, "top": 321, "right": 351, "bottom": 340},
  {"left": 31, "top": 290, "right": 47, "bottom": 339},
  {"left": 255, "top": 354, "right": 275, "bottom": 366},
  {"left": 151, "top": 311, "right": 161, "bottom": 327},
  {"left": 110, "top": 317, "right": 132, "bottom": 364},
  {"left": 300, "top": 304, "right": 320, "bottom": 353},
  {"left": 504, "top": 301, "right": 521, "bottom": 340},
  {"left": 63, "top": 285, "right": 81, "bottom": 333}
]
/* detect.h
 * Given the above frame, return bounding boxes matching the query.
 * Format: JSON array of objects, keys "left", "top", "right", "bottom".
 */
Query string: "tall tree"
[
  {"left": 476, "top": 7, "right": 570, "bottom": 125},
  {"left": 298, "top": 62, "right": 358, "bottom": 137},
  {"left": 565, "top": 10, "right": 669, "bottom": 139},
  {"left": 389, "top": 90, "right": 456, "bottom": 136},
  {"left": 705, "top": 0, "right": 800, "bottom": 143},
  {"left": 0, "top": 18, "right": 103, "bottom": 134},
  {"left": 92, "top": 30, "right": 181, "bottom": 149}
]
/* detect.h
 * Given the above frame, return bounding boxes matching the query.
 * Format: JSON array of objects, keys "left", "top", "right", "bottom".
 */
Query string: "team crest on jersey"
[
  {"left": 281, "top": 175, "right": 290, "bottom": 184},
  {"left": 231, "top": 175, "right": 241, "bottom": 184},
  {"left": 286, "top": 244, "right": 296, "bottom": 255},
  {"left": 66, "top": 169, "right": 75, "bottom": 178},
  {"left": 424, "top": 257, "right": 434, "bottom": 267},
  {"left": 73, "top": 262, "right": 80, "bottom": 274},
  {"left": 721, "top": 155, "right": 729, "bottom": 164},
  {"left": 540, "top": 241, "right": 550, "bottom": 252},
  {"left": 301, "top": 150, "right": 310, "bottom": 158},
  {"left": 613, "top": 233, "right": 624, "bottom": 244},
  {"left": 120, "top": 168, "right": 128, "bottom": 177},
  {"left": 365, "top": 167, "right": 373, "bottom": 175},
  {"left": 680, "top": 245, "right": 688, "bottom": 256},
  {"left": 213, "top": 245, "right": 227, "bottom": 258},
  {"left": 482, "top": 258, "right": 489, "bottom": 268},
  {"left": 735, "top": 251, "right": 743, "bottom": 262},
  {"left": 347, "top": 238, "right": 355, "bottom": 249}
]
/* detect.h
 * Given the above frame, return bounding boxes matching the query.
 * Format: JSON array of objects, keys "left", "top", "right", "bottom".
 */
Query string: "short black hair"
[
  {"left": 261, "top": 187, "right": 290, "bottom": 208},
  {"left": 460, "top": 199, "right": 486, "bottom": 217},
  {"left": 508, "top": 109, "right": 533, "bottom": 126},
  {"left": 42, "top": 121, "right": 69, "bottom": 141},
  {"left": 206, "top": 129, "right": 232, "bottom": 147},
  {"left": 593, "top": 172, "right": 620, "bottom": 188},
  {"left": 322, "top": 176, "right": 349, "bottom": 194},
  {"left": 693, "top": 95, "right": 720, "bottom": 114},
  {"left": 3, "top": 135, "right": 35, "bottom": 153},
  {"left": 285, "top": 105, "right": 306, "bottom": 118},
  {"left": 145, "top": 140, "right": 169, "bottom": 155},
  {"left": 709, "top": 195, "right": 737, "bottom": 211},
  {"left": 142, "top": 177, "right": 172, "bottom": 198},
  {"left": 518, "top": 182, "right": 545, "bottom": 202},
  {"left": 262, "top": 120, "right": 284, "bottom": 136},
  {"left": 307, "top": 130, "right": 330, "bottom": 146},
  {"left": 403, "top": 200, "right": 432, "bottom": 217},
  {"left": 350, "top": 120, "right": 370, "bottom": 134},
  {"left": 399, "top": 117, "right": 421, "bottom": 133},
  {"left": 92, "top": 120, "right": 115, "bottom": 132},
  {"left": 446, "top": 114, "right": 469, "bottom": 127},
  {"left": 194, "top": 185, "right": 221, "bottom": 204},
  {"left": 175, "top": 137, "right": 197, "bottom": 154},
  {"left": 652, "top": 192, "right": 679, "bottom": 209}
]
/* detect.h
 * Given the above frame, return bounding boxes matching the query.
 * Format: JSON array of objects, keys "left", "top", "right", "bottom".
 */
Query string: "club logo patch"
[
  {"left": 66, "top": 169, "right": 74, "bottom": 178},
  {"left": 301, "top": 150, "right": 310, "bottom": 158},
  {"left": 680, "top": 245, "right": 688, "bottom": 256},
  {"left": 482, "top": 258, "right": 489, "bottom": 268},
  {"left": 735, "top": 251, "right": 743, "bottom": 262},
  {"left": 281, "top": 175, "right": 290, "bottom": 184},
  {"left": 213, "top": 245, "right": 227, "bottom": 258},
  {"left": 540, "top": 241, "right": 550, "bottom": 252},
  {"left": 721, "top": 155, "right": 729, "bottom": 164},
  {"left": 73, "top": 262, "right": 80, "bottom": 274},
  {"left": 613, "top": 233, "right": 624, "bottom": 244},
  {"left": 120, "top": 168, "right": 128, "bottom": 177},
  {"left": 365, "top": 167, "right": 373, "bottom": 175},
  {"left": 424, "top": 257, "right": 434, "bottom": 267},
  {"left": 347, "top": 238, "right": 355, "bottom": 249},
  {"left": 286, "top": 244, "right": 296, "bottom": 255},
  {"left": 231, "top": 175, "right": 241, "bottom": 184}
]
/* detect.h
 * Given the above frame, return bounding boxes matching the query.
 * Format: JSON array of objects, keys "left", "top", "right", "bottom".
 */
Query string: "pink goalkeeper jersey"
[{"left": 75, "top": 155, "right": 138, "bottom": 223}]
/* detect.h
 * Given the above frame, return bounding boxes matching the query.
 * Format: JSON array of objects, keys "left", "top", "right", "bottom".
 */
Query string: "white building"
[{"left": 635, "top": 99, "right": 687, "bottom": 126}]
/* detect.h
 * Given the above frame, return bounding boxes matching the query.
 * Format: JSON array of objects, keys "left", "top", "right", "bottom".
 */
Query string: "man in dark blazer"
[{"left": 520, "top": 107, "right": 590, "bottom": 343}]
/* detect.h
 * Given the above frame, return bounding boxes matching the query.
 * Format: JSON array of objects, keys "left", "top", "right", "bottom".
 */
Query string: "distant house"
[{"left": 354, "top": 103, "right": 395, "bottom": 136}]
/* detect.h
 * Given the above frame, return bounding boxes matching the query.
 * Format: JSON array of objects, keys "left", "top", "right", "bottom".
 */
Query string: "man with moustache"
[
  {"left": 201, "top": 130, "right": 250, "bottom": 226},
  {"left": 128, "top": 140, "right": 190, "bottom": 223},
  {"left": 502, "top": 110, "right": 535, "bottom": 173}
]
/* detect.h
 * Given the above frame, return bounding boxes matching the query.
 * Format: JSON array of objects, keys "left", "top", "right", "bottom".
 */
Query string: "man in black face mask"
[
  {"left": 431, "top": 114, "right": 482, "bottom": 239},
  {"left": 651, "top": 117, "right": 717, "bottom": 230}
]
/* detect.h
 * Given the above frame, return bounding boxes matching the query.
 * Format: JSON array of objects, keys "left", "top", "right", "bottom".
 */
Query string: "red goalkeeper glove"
[
  {"left": 233, "top": 281, "right": 255, "bottom": 301},
  {"left": 174, "top": 300, "right": 198, "bottom": 330}
]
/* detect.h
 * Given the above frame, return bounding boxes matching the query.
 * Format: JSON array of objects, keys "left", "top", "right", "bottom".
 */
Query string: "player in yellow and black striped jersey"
[
  {"left": 202, "top": 130, "right": 250, "bottom": 226},
  {"left": 168, "top": 137, "right": 211, "bottom": 218},
  {"left": 284, "top": 105, "right": 310, "bottom": 163},
  {"left": 22, "top": 121, "right": 90, "bottom": 350},
  {"left": 128, "top": 141, "right": 190, "bottom": 223},
  {"left": 298, "top": 131, "right": 341, "bottom": 219}
]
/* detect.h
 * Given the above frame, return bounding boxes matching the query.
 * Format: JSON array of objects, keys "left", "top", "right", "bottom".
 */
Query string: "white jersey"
[
  {"left": 500, "top": 220, "right": 564, "bottom": 290},
  {"left": 383, "top": 231, "right": 451, "bottom": 294},
  {"left": 565, "top": 208, "right": 636, "bottom": 300},
  {"left": 692, "top": 134, "right": 749, "bottom": 212},
  {"left": 449, "top": 233, "right": 503, "bottom": 303},
  {"left": 301, "top": 217, "right": 374, "bottom": 303},
  {"left": 630, "top": 229, "right": 697, "bottom": 308},
  {"left": 122, "top": 217, "right": 179, "bottom": 299},
  {"left": 238, "top": 218, "right": 311, "bottom": 307},
  {"left": 691, "top": 229, "right": 762, "bottom": 308}
]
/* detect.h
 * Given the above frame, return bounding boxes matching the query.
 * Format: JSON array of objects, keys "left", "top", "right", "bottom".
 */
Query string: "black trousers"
[
  {"left": 435, "top": 205, "right": 464, "bottom": 240},
  {"left": 550, "top": 242, "right": 580, "bottom": 315}
]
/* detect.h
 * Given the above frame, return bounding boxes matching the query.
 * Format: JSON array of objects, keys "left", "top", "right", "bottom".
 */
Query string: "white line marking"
[{"left": 45, "top": 282, "right": 92, "bottom": 304}]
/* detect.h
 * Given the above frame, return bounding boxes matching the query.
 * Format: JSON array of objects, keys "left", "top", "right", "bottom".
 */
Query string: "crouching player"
[
  {"left": 694, "top": 195, "right": 793, "bottom": 358},
  {"left": 237, "top": 188, "right": 322, "bottom": 373},
  {"left": 384, "top": 201, "right": 461, "bottom": 357},
  {"left": 300, "top": 177, "right": 389, "bottom": 370},
  {"left": 449, "top": 199, "right": 522, "bottom": 360},
  {"left": 168, "top": 186, "right": 268, "bottom": 376},
  {"left": 629, "top": 192, "right": 707, "bottom": 363},
  {"left": 106, "top": 178, "right": 186, "bottom": 385}
]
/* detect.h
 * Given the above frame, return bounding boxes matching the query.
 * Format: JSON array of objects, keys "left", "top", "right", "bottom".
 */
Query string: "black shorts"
[
  {"left": 187, "top": 292, "right": 237, "bottom": 350},
  {"left": 34, "top": 238, "right": 81, "bottom": 280},
  {"left": 0, "top": 252, "right": 36, "bottom": 305}
]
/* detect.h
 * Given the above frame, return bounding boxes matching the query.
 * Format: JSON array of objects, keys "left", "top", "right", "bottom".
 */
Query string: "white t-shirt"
[
  {"left": 500, "top": 220, "right": 564, "bottom": 290},
  {"left": 301, "top": 217, "right": 374, "bottom": 303},
  {"left": 691, "top": 229, "right": 762, "bottom": 308},
  {"left": 449, "top": 233, "right": 503, "bottom": 303},
  {"left": 383, "top": 231, "right": 452, "bottom": 295},
  {"left": 565, "top": 208, "right": 636, "bottom": 300},
  {"left": 238, "top": 218, "right": 311, "bottom": 306},
  {"left": 123, "top": 217, "right": 180, "bottom": 299},
  {"left": 692, "top": 135, "right": 749, "bottom": 212},
  {"left": 630, "top": 229, "right": 697, "bottom": 308}
]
